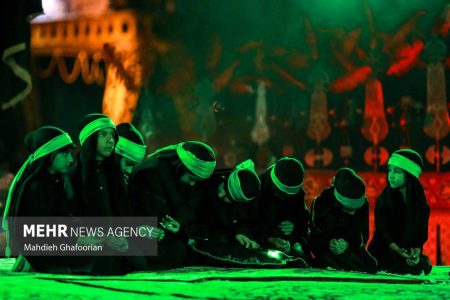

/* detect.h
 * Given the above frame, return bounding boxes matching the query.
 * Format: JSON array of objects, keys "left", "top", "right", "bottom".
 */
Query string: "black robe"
[
  {"left": 11, "top": 170, "right": 86, "bottom": 273},
  {"left": 310, "top": 187, "right": 377, "bottom": 273},
  {"left": 129, "top": 153, "right": 201, "bottom": 268},
  {"left": 194, "top": 171, "right": 256, "bottom": 242},
  {"left": 256, "top": 169, "right": 310, "bottom": 251},
  {"left": 368, "top": 187, "right": 431, "bottom": 275},
  {"left": 18, "top": 171, "right": 73, "bottom": 217},
  {"left": 71, "top": 158, "right": 127, "bottom": 217},
  {"left": 70, "top": 157, "right": 129, "bottom": 275}
]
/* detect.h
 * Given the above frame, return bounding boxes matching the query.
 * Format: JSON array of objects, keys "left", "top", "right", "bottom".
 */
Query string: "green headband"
[
  {"left": 115, "top": 137, "right": 147, "bottom": 163},
  {"left": 334, "top": 188, "right": 365, "bottom": 210},
  {"left": 148, "top": 142, "right": 216, "bottom": 179},
  {"left": 147, "top": 144, "right": 177, "bottom": 159},
  {"left": 388, "top": 153, "right": 422, "bottom": 178},
  {"left": 79, "top": 117, "right": 116, "bottom": 146},
  {"left": 2, "top": 132, "right": 74, "bottom": 257},
  {"left": 228, "top": 159, "right": 261, "bottom": 202},
  {"left": 270, "top": 158, "right": 304, "bottom": 195},
  {"left": 176, "top": 142, "right": 216, "bottom": 179}
]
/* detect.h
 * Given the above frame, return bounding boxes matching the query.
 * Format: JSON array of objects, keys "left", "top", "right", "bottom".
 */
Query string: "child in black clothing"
[
  {"left": 2, "top": 126, "right": 84, "bottom": 273},
  {"left": 257, "top": 157, "right": 310, "bottom": 266},
  {"left": 72, "top": 113, "right": 126, "bottom": 217},
  {"left": 191, "top": 159, "right": 266, "bottom": 266},
  {"left": 115, "top": 122, "right": 155, "bottom": 270},
  {"left": 195, "top": 159, "right": 261, "bottom": 247},
  {"left": 71, "top": 113, "right": 129, "bottom": 274},
  {"left": 310, "top": 168, "right": 377, "bottom": 273},
  {"left": 129, "top": 141, "right": 216, "bottom": 268},
  {"left": 115, "top": 122, "right": 147, "bottom": 187},
  {"left": 369, "top": 149, "right": 432, "bottom": 275}
]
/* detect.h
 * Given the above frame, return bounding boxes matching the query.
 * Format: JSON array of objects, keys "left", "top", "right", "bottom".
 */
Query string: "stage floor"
[{"left": 0, "top": 259, "right": 449, "bottom": 299}]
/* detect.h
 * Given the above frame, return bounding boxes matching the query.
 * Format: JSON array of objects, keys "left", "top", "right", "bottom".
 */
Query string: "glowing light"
[
  {"left": 267, "top": 250, "right": 281, "bottom": 260},
  {"left": 361, "top": 78, "right": 389, "bottom": 146},
  {"left": 251, "top": 82, "right": 270, "bottom": 146},
  {"left": 102, "top": 67, "right": 140, "bottom": 124},
  {"left": 41, "top": 0, "right": 68, "bottom": 17}
]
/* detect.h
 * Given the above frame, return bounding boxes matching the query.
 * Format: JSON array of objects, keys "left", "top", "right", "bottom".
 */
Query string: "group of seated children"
[{"left": 2, "top": 113, "right": 432, "bottom": 276}]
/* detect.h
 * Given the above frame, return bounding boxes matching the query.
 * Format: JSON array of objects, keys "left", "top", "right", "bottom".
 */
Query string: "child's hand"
[
  {"left": 279, "top": 221, "right": 294, "bottom": 236},
  {"left": 336, "top": 238, "right": 348, "bottom": 253},
  {"left": 138, "top": 225, "right": 165, "bottom": 240},
  {"left": 105, "top": 236, "right": 128, "bottom": 252},
  {"left": 406, "top": 255, "right": 420, "bottom": 266},
  {"left": 389, "top": 243, "right": 410, "bottom": 259},
  {"left": 235, "top": 234, "right": 259, "bottom": 249},
  {"left": 160, "top": 215, "right": 180, "bottom": 233},
  {"left": 329, "top": 238, "right": 347, "bottom": 255},
  {"left": 396, "top": 248, "right": 410, "bottom": 259},
  {"left": 406, "top": 248, "right": 420, "bottom": 266}
]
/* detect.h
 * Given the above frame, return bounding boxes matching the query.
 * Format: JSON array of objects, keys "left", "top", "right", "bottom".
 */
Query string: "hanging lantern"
[
  {"left": 423, "top": 37, "right": 450, "bottom": 171},
  {"left": 305, "top": 66, "right": 333, "bottom": 168},
  {"left": 361, "top": 77, "right": 389, "bottom": 171},
  {"left": 251, "top": 81, "right": 270, "bottom": 146},
  {"left": 306, "top": 67, "right": 331, "bottom": 144}
]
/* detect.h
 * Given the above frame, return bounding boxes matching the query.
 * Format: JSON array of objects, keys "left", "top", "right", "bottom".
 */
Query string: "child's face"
[
  {"left": 49, "top": 150, "right": 73, "bottom": 174},
  {"left": 120, "top": 157, "right": 138, "bottom": 176},
  {"left": 96, "top": 128, "right": 115, "bottom": 160},
  {"left": 388, "top": 165, "right": 407, "bottom": 189}
]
